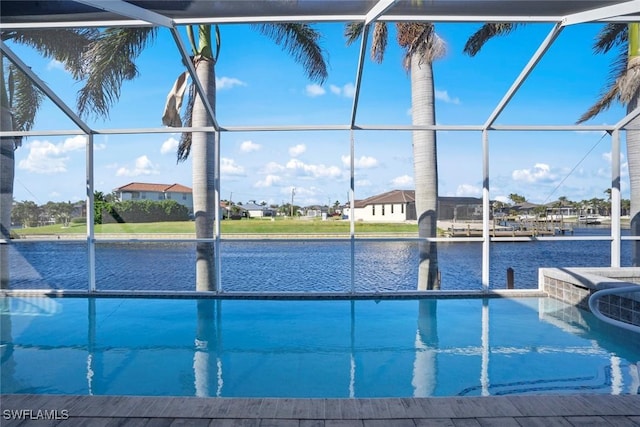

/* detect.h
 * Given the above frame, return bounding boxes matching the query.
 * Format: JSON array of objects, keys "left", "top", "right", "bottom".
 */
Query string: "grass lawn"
[{"left": 14, "top": 218, "right": 419, "bottom": 236}]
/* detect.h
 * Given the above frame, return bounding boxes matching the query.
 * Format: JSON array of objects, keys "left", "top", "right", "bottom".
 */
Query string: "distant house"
[
  {"left": 302, "top": 205, "right": 328, "bottom": 218},
  {"left": 343, "top": 189, "right": 484, "bottom": 222},
  {"left": 113, "top": 182, "right": 193, "bottom": 213},
  {"left": 343, "top": 190, "right": 417, "bottom": 222},
  {"left": 242, "top": 201, "right": 275, "bottom": 218}
]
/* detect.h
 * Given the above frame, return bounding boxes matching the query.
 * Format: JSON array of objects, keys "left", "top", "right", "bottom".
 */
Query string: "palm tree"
[
  {"left": 78, "top": 24, "right": 327, "bottom": 291},
  {"left": 464, "top": 22, "right": 640, "bottom": 264},
  {"left": 1, "top": 29, "right": 96, "bottom": 288},
  {"left": 345, "top": 22, "right": 445, "bottom": 290},
  {"left": 577, "top": 23, "right": 640, "bottom": 264}
]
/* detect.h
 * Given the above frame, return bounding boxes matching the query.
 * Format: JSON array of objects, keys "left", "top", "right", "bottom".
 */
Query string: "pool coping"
[
  {"left": 539, "top": 267, "right": 640, "bottom": 327},
  {"left": 0, "top": 289, "right": 547, "bottom": 299}
]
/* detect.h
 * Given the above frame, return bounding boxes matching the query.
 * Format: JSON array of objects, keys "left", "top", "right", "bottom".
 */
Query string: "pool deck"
[{"left": 2, "top": 394, "right": 639, "bottom": 426}]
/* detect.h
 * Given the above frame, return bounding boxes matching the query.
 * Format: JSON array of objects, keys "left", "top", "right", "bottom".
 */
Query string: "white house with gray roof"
[
  {"left": 343, "top": 190, "right": 417, "bottom": 222},
  {"left": 344, "top": 190, "right": 484, "bottom": 222}
]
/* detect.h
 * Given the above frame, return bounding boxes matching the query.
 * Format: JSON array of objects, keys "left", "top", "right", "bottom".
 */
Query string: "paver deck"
[{"left": 1, "top": 394, "right": 639, "bottom": 426}]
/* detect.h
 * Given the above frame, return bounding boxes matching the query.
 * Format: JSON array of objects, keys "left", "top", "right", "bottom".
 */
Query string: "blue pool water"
[{"left": 1, "top": 296, "right": 639, "bottom": 397}]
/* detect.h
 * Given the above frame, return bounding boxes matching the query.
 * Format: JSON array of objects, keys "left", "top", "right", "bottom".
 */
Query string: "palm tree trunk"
[
  {"left": 411, "top": 53, "right": 440, "bottom": 290},
  {"left": 0, "top": 106, "right": 14, "bottom": 289},
  {"left": 191, "top": 56, "right": 217, "bottom": 291},
  {"left": 627, "top": 23, "right": 640, "bottom": 266}
]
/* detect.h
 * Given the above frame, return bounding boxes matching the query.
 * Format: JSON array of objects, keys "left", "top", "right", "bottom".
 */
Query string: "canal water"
[{"left": 7, "top": 227, "right": 632, "bottom": 292}]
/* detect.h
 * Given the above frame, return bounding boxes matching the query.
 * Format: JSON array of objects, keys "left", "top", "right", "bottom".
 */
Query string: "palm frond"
[
  {"left": 396, "top": 23, "right": 445, "bottom": 70},
  {"left": 177, "top": 83, "right": 195, "bottom": 163},
  {"left": 577, "top": 80, "right": 619, "bottom": 123},
  {"left": 344, "top": 22, "right": 364, "bottom": 46},
  {"left": 463, "top": 23, "right": 520, "bottom": 56},
  {"left": 577, "top": 44, "right": 628, "bottom": 123},
  {"left": 3, "top": 29, "right": 98, "bottom": 78},
  {"left": 371, "top": 23, "right": 388, "bottom": 63},
  {"left": 253, "top": 23, "right": 328, "bottom": 84},
  {"left": 593, "top": 23, "right": 626, "bottom": 54},
  {"left": 8, "top": 64, "right": 44, "bottom": 147},
  {"left": 77, "top": 27, "right": 156, "bottom": 119}
]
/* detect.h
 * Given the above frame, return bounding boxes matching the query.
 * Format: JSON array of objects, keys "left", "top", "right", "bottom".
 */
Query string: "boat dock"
[{"left": 443, "top": 220, "right": 574, "bottom": 238}]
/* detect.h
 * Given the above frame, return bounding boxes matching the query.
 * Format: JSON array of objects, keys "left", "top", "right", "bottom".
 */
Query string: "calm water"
[
  {"left": 1, "top": 296, "right": 639, "bottom": 397},
  {"left": 7, "top": 227, "right": 632, "bottom": 292}
]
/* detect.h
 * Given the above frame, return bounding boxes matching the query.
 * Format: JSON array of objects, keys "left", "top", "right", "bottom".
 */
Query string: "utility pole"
[{"left": 290, "top": 187, "right": 296, "bottom": 218}]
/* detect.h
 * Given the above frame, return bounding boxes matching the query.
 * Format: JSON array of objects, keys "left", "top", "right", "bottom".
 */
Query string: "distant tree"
[
  {"left": 11, "top": 201, "right": 39, "bottom": 227},
  {"left": 622, "top": 198, "right": 631, "bottom": 216},
  {"left": 508, "top": 193, "right": 526, "bottom": 204}
]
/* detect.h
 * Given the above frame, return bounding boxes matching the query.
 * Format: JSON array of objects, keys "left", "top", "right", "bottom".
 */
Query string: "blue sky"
[{"left": 8, "top": 21, "right": 628, "bottom": 207}]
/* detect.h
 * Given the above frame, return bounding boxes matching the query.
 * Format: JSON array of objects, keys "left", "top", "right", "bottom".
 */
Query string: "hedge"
[{"left": 100, "top": 200, "right": 190, "bottom": 223}]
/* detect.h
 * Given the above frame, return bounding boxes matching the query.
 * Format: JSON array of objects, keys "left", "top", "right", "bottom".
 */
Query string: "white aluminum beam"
[
  {"left": 2, "top": 124, "right": 621, "bottom": 138},
  {"left": 348, "top": 0, "right": 397, "bottom": 127},
  {"left": 483, "top": 23, "right": 563, "bottom": 130},
  {"left": 561, "top": 0, "right": 640, "bottom": 26},
  {"left": 74, "top": 0, "right": 174, "bottom": 28},
  {"left": 0, "top": 41, "right": 92, "bottom": 134},
  {"left": 614, "top": 104, "right": 640, "bottom": 130},
  {"left": 611, "top": 130, "right": 621, "bottom": 267},
  {"left": 365, "top": 0, "right": 398, "bottom": 25},
  {"left": 481, "top": 130, "right": 490, "bottom": 291},
  {"left": 350, "top": 25, "right": 371, "bottom": 128}
]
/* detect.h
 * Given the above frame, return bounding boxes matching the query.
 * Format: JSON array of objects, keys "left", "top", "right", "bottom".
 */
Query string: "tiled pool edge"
[
  {"left": 0, "top": 289, "right": 546, "bottom": 299},
  {"left": 539, "top": 267, "right": 640, "bottom": 327}
]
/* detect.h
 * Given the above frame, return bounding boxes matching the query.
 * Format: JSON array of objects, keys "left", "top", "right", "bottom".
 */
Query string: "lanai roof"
[{"left": 1, "top": 0, "right": 639, "bottom": 137}]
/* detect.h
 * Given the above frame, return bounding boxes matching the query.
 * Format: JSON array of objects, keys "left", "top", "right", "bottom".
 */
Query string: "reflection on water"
[
  {"left": 7, "top": 227, "right": 631, "bottom": 291},
  {"left": 2, "top": 296, "right": 639, "bottom": 398}
]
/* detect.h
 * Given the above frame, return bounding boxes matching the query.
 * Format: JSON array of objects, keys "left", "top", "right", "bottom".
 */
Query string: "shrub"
[{"left": 101, "top": 200, "right": 190, "bottom": 223}]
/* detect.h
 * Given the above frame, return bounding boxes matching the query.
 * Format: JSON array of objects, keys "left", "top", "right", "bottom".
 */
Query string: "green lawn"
[{"left": 14, "top": 218, "right": 419, "bottom": 236}]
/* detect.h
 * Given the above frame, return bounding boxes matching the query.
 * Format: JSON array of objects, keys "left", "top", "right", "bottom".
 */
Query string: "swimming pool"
[{"left": 1, "top": 296, "right": 639, "bottom": 397}]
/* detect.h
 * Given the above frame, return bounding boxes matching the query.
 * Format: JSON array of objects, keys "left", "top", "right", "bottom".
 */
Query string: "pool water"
[{"left": 1, "top": 296, "right": 639, "bottom": 397}]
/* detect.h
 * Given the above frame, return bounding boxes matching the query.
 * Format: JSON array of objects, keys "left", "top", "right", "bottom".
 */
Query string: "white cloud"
[
  {"left": 286, "top": 158, "right": 341, "bottom": 178},
  {"left": 305, "top": 84, "right": 325, "bottom": 97},
  {"left": 46, "top": 59, "right": 65, "bottom": 72},
  {"left": 18, "top": 135, "right": 87, "bottom": 174},
  {"left": 329, "top": 83, "right": 356, "bottom": 98},
  {"left": 435, "top": 89, "right": 460, "bottom": 105},
  {"left": 263, "top": 161, "right": 285, "bottom": 174},
  {"left": 341, "top": 155, "right": 378, "bottom": 169},
  {"left": 116, "top": 155, "right": 160, "bottom": 177},
  {"left": 456, "top": 183, "right": 481, "bottom": 197},
  {"left": 254, "top": 174, "right": 282, "bottom": 188},
  {"left": 289, "top": 144, "right": 306, "bottom": 157},
  {"left": 355, "top": 179, "right": 372, "bottom": 187},
  {"left": 240, "top": 140, "right": 261, "bottom": 152},
  {"left": 160, "top": 137, "right": 179, "bottom": 154},
  {"left": 343, "top": 83, "right": 356, "bottom": 98},
  {"left": 217, "top": 76, "right": 246, "bottom": 90},
  {"left": 512, "top": 163, "right": 557, "bottom": 183},
  {"left": 391, "top": 175, "right": 413, "bottom": 187},
  {"left": 221, "top": 157, "right": 245, "bottom": 176}
]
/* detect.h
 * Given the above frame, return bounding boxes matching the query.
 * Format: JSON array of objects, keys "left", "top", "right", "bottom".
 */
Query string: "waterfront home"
[
  {"left": 344, "top": 190, "right": 484, "bottom": 223},
  {"left": 343, "top": 189, "right": 416, "bottom": 222},
  {"left": 114, "top": 182, "right": 193, "bottom": 213},
  {"left": 241, "top": 201, "right": 275, "bottom": 218}
]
